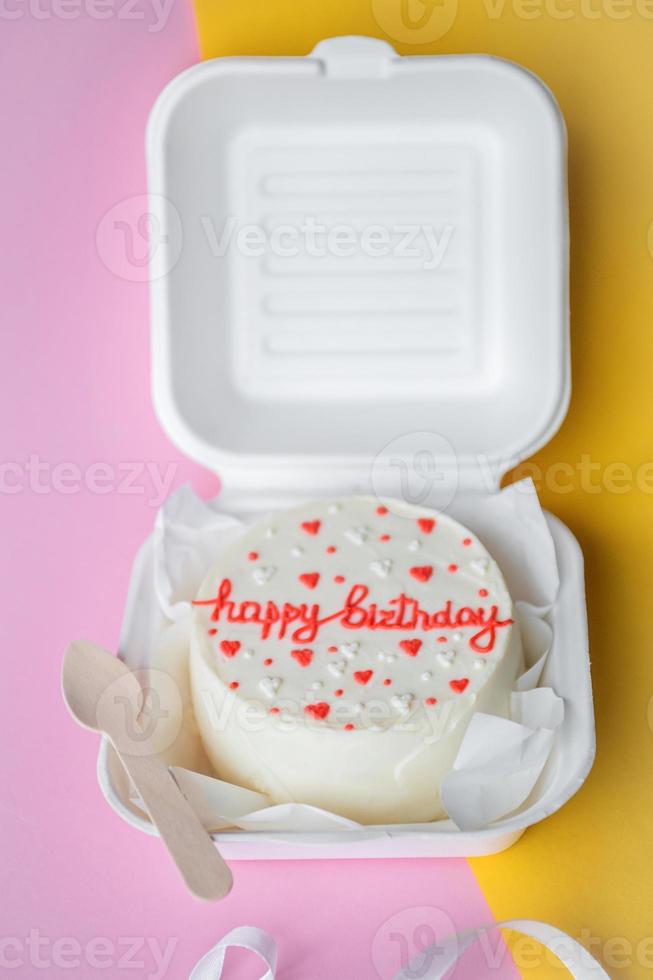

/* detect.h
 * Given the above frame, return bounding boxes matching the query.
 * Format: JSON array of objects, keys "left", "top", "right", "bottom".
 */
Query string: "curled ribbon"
[{"left": 189, "top": 920, "right": 610, "bottom": 979}]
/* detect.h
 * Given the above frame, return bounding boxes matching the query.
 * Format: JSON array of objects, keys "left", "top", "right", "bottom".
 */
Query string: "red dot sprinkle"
[
  {"left": 269, "top": 707, "right": 280, "bottom": 715},
  {"left": 263, "top": 658, "right": 273, "bottom": 666},
  {"left": 328, "top": 645, "right": 338, "bottom": 653},
  {"left": 344, "top": 723, "right": 355, "bottom": 731},
  {"left": 383, "top": 678, "right": 392, "bottom": 686},
  {"left": 448, "top": 564, "right": 458, "bottom": 573},
  {"left": 379, "top": 534, "right": 391, "bottom": 542},
  {"left": 334, "top": 575, "right": 345, "bottom": 584},
  {"left": 425, "top": 697, "right": 437, "bottom": 707},
  {"left": 208, "top": 628, "right": 217, "bottom": 636},
  {"left": 326, "top": 545, "right": 336, "bottom": 554},
  {"left": 437, "top": 636, "right": 447, "bottom": 644},
  {"left": 479, "top": 588, "right": 488, "bottom": 597},
  {"left": 334, "top": 689, "right": 344, "bottom": 697},
  {"left": 463, "top": 538, "right": 472, "bottom": 546},
  {"left": 377, "top": 505, "right": 388, "bottom": 515},
  {"left": 229, "top": 681, "right": 239, "bottom": 690},
  {"left": 248, "top": 551, "right": 258, "bottom": 561}
]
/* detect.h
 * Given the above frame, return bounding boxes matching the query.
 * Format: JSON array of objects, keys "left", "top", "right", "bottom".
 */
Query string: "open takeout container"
[{"left": 98, "top": 36, "right": 595, "bottom": 857}]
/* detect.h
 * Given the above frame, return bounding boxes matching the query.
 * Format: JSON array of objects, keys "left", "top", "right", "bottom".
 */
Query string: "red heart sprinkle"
[
  {"left": 410, "top": 565, "right": 433, "bottom": 583},
  {"left": 220, "top": 641, "right": 240, "bottom": 658},
  {"left": 291, "top": 648, "right": 313, "bottom": 668},
  {"left": 353, "top": 670, "right": 373, "bottom": 685},
  {"left": 417, "top": 518, "right": 435, "bottom": 534},
  {"left": 399, "top": 639, "right": 422, "bottom": 657},
  {"left": 304, "top": 702, "right": 330, "bottom": 721},
  {"left": 299, "top": 572, "right": 320, "bottom": 589},
  {"left": 301, "top": 520, "right": 321, "bottom": 535},
  {"left": 449, "top": 678, "right": 469, "bottom": 694}
]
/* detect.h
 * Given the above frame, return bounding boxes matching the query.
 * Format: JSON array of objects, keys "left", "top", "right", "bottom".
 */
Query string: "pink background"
[{"left": 0, "top": 6, "right": 517, "bottom": 978}]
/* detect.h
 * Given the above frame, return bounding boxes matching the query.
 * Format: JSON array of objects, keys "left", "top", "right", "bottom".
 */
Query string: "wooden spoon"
[{"left": 62, "top": 640, "right": 233, "bottom": 901}]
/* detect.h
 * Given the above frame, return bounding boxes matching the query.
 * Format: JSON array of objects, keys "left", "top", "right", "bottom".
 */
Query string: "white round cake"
[{"left": 190, "top": 496, "right": 522, "bottom": 824}]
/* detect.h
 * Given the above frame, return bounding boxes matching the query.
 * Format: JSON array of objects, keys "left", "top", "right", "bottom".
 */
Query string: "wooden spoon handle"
[{"left": 115, "top": 747, "right": 233, "bottom": 901}]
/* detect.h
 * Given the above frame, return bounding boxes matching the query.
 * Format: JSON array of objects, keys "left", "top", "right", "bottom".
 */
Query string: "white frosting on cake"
[{"left": 190, "top": 496, "right": 522, "bottom": 823}]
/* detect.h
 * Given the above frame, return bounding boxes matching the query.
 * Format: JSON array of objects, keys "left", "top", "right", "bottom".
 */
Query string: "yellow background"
[{"left": 191, "top": 2, "right": 653, "bottom": 975}]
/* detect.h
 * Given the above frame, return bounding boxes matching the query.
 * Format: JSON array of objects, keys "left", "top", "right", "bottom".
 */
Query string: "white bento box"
[{"left": 97, "top": 36, "right": 595, "bottom": 858}]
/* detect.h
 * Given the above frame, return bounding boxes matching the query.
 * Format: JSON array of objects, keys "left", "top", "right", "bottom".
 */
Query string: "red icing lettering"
[{"left": 194, "top": 579, "right": 512, "bottom": 653}]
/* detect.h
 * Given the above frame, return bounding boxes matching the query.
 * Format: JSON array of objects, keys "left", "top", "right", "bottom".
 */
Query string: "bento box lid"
[{"left": 147, "top": 36, "right": 568, "bottom": 509}]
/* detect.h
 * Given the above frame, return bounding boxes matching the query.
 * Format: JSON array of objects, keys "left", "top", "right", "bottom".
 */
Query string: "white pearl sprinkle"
[
  {"left": 436, "top": 650, "right": 455, "bottom": 668},
  {"left": 473, "top": 658, "right": 486, "bottom": 671},
  {"left": 243, "top": 648, "right": 254, "bottom": 659},
  {"left": 391, "top": 693, "right": 414, "bottom": 715},
  {"left": 259, "top": 676, "right": 282, "bottom": 699},
  {"left": 290, "top": 546, "right": 303, "bottom": 557},
  {"left": 341, "top": 642, "right": 360, "bottom": 660},
  {"left": 421, "top": 671, "right": 432, "bottom": 681},
  {"left": 408, "top": 539, "right": 421, "bottom": 552},
  {"left": 369, "top": 558, "right": 393, "bottom": 578},
  {"left": 312, "top": 680, "right": 324, "bottom": 690}
]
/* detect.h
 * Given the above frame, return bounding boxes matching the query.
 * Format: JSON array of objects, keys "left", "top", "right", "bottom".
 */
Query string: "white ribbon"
[
  {"left": 189, "top": 926, "right": 277, "bottom": 980},
  {"left": 189, "top": 919, "right": 610, "bottom": 979}
]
